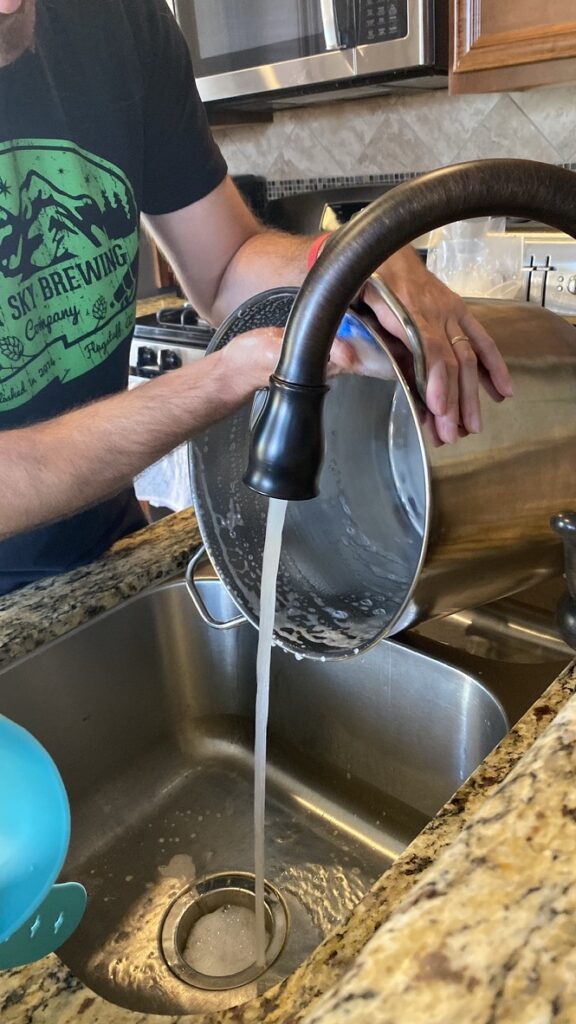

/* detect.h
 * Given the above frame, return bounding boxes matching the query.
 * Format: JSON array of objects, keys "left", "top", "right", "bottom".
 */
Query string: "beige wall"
[{"left": 213, "top": 85, "right": 576, "bottom": 180}]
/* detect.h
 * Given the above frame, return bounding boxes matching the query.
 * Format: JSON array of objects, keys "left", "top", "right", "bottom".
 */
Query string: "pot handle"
[
  {"left": 367, "top": 273, "right": 428, "bottom": 405},
  {"left": 185, "top": 545, "right": 246, "bottom": 630},
  {"left": 550, "top": 512, "right": 576, "bottom": 651}
]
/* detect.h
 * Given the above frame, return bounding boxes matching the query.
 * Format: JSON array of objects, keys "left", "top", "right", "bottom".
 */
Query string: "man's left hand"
[{"left": 361, "top": 246, "right": 514, "bottom": 444}]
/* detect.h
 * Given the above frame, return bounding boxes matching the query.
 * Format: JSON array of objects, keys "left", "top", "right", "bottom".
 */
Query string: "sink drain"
[{"left": 160, "top": 872, "right": 289, "bottom": 991}]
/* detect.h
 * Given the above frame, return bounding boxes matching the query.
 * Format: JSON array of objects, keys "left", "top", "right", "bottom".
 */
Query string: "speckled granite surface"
[
  {"left": 0, "top": 504, "right": 575, "bottom": 1023},
  {"left": 302, "top": 665, "right": 576, "bottom": 1024},
  {"left": 0, "top": 508, "right": 200, "bottom": 671}
]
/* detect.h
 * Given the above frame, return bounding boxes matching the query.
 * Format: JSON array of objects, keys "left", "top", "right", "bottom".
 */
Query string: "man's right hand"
[{"left": 218, "top": 327, "right": 362, "bottom": 401}]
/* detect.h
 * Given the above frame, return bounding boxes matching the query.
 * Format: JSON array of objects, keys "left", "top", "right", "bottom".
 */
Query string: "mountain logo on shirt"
[
  {"left": 0, "top": 169, "right": 134, "bottom": 282},
  {"left": 0, "top": 140, "right": 139, "bottom": 411}
]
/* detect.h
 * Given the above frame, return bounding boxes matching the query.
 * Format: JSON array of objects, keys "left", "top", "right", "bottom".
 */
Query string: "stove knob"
[
  {"left": 137, "top": 345, "right": 158, "bottom": 368},
  {"left": 136, "top": 345, "right": 160, "bottom": 378},
  {"left": 567, "top": 275, "right": 576, "bottom": 295},
  {"left": 160, "top": 349, "right": 182, "bottom": 371}
]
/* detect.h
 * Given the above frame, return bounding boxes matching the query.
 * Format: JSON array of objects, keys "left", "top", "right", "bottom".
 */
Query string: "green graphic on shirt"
[{"left": 0, "top": 139, "right": 139, "bottom": 410}]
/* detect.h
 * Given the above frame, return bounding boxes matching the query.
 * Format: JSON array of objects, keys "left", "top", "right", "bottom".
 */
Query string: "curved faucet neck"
[{"left": 245, "top": 159, "right": 576, "bottom": 500}]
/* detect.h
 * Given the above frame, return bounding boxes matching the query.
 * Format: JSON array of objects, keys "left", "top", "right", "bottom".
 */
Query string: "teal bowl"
[{"left": 0, "top": 715, "right": 70, "bottom": 942}]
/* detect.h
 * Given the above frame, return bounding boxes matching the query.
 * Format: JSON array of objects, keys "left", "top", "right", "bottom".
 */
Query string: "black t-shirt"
[{"left": 0, "top": 0, "right": 227, "bottom": 595}]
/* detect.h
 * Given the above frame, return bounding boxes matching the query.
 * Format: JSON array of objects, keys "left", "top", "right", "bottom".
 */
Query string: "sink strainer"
[{"left": 159, "top": 872, "right": 289, "bottom": 991}]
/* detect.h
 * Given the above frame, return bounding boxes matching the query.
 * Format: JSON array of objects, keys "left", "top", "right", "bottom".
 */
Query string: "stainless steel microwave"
[{"left": 167, "top": 0, "right": 448, "bottom": 107}]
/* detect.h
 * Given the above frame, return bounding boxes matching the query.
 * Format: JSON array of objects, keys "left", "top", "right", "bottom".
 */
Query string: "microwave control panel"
[{"left": 357, "top": 0, "right": 408, "bottom": 43}]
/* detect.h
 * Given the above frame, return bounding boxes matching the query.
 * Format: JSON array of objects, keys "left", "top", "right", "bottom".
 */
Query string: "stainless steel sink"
[{"left": 0, "top": 578, "right": 568, "bottom": 1015}]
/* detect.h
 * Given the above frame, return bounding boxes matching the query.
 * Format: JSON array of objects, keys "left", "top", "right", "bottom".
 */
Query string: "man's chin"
[{"left": 0, "top": 0, "right": 35, "bottom": 68}]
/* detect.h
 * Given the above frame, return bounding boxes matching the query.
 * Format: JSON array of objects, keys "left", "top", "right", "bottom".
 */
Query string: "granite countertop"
[
  {"left": 0, "top": 509, "right": 201, "bottom": 671},
  {"left": 302, "top": 676, "right": 576, "bottom": 1024},
  {"left": 1, "top": 508, "right": 576, "bottom": 1024}
]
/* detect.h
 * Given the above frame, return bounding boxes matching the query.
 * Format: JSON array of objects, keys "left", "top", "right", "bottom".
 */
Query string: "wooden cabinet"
[{"left": 451, "top": 0, "right": 576, "bottom": 94}]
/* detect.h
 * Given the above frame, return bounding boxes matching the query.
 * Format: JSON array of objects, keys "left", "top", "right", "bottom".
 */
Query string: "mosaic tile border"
[
  {"left": 265, "top": 172, "right": 420, "bottom": 200},
  {"left": 266, "top": 164, "right": 576, "bottom": 201}
]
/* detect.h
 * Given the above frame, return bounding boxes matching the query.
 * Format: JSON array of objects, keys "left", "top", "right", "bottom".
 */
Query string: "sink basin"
[{"left": 0, "top": 578, "right": 566, "bottom": 1015}]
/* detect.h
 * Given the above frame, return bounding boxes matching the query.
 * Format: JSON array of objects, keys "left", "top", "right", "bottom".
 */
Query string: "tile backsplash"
[{"left": 213, "top": 85, "right": 576, "bottom": 182}]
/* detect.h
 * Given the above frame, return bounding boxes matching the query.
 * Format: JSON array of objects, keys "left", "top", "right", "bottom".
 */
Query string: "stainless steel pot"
[{"left": 189, "top": 285, "right": 576, "bottom": 659}]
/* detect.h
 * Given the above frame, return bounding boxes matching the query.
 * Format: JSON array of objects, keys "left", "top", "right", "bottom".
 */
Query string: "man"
[{"left": 0, "top": 0, "right": 512, "bottom": 594}]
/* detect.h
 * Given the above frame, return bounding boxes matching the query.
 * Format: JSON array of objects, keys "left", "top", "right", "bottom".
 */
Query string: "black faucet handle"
[
  {"left": 551, "top": 511, "right": 576, "bottom": 651},
  {"left": 551, "top": 511, "right": 576, "bottom": 597},
  {"left": 551, "top": 511, "right": 576, "bottom": 533}
]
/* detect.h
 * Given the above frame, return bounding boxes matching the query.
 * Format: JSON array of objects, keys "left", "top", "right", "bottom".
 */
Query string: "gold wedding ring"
[{"left": 450, "top": 335, "right": 469, "bottom": 347}]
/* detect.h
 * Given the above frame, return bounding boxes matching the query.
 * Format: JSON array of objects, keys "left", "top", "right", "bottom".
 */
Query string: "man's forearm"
[
  {"left": 209, "top": 229, "right": 422, "bottom": 326},
  {"left": 144, "top": 179, "right": 313, "bottom": 327},
  {"left": 0, "top": 348, "right": 257, "bottom": 541},
  {"left": 145, "top": 177, "right": 422, "bottom": 329},
  {"left": 209, "top": 229, "right": 311, "bottom": 324}
]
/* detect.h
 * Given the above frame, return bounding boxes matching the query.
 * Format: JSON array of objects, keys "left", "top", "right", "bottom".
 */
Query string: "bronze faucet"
[{"left": 244, "top": 158, "right": 576, "bottom": 501}]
